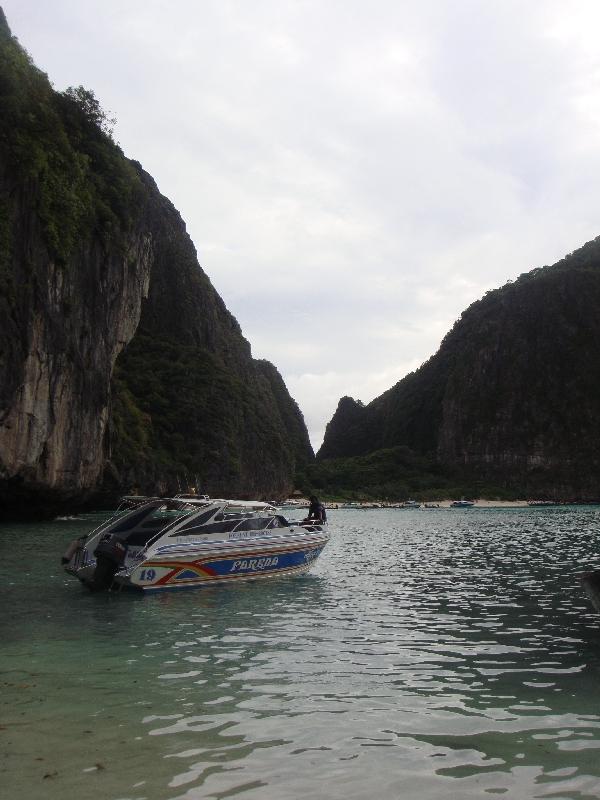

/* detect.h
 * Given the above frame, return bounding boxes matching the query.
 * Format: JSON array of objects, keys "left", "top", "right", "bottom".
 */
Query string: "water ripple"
[{"left": 3, "top": 507, "right": 600, "bottom": 798}]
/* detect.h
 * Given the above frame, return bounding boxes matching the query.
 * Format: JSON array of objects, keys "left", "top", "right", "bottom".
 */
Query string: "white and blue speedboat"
[{"left": 62, "top": 497, "right": 329, "bottom": 593}]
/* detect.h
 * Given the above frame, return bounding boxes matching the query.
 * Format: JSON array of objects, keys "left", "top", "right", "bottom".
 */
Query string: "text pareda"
[{"left": 229, "top": 556, "right": 279, "bottom": 572}]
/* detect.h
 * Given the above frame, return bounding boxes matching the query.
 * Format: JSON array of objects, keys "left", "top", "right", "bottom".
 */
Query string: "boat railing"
[
  {"left": 71, "top": 543, "right": 92, "bottom": 571},
  {"left": 116, "top": 495, "right": 162, "bottom": 511}
]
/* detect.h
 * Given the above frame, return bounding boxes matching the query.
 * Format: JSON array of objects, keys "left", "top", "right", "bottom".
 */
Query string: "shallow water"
[{"left": 2, "top": 506, "right": 600, "bottom": 799}]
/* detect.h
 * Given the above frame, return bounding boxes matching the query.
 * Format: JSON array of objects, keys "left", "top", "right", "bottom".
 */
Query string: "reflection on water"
[{"left": 2, "top": 507, "right": 600, "bottom": 799}]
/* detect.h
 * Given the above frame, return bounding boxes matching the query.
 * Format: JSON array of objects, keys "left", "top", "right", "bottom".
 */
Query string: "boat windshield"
[
  {"left": 168, "top": 510, "right": 288, "bottom": 537},
  {"left": 104, "top": 503, "right": 193, "bottom": 545}
]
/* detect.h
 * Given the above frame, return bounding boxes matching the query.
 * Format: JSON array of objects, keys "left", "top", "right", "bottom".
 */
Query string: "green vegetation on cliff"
[
  {"left": 111, "top": 334, "right": 247, "bottom": 483},
  {"left": 0, "top": 14, "right": 142, "bottom": 267},
  {"left": 299, "top": 447, "right": 526, "bottom": 502},
  {"left": 299, "top": 446, "right": 450, "bottom": 501}
]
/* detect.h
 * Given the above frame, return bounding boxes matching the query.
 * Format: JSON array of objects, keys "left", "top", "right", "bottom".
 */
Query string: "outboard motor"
[{"left": 87, "top": 535, "right": 128, "bottom": 592}]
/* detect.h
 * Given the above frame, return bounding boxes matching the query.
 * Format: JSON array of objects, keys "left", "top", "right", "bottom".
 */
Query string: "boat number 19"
[{"left": 139, "top": 568, "right": 156, "bottom": 582}]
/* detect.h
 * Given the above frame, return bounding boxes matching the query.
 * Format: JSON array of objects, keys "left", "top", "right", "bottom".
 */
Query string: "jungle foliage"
[
  {"left": 111, "top": 333, "right": 248, "bottom": 486},
  {"left": 298, "top": 446, "right": 524, "bottom": 502},
  {"left": 0, "top": 20, "right": 143, "bottom": 265}
]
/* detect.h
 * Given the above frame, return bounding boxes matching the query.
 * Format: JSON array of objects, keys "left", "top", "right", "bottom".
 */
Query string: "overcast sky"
[{"left": 5, "top": 1, "right": 600, "bottom": 448}]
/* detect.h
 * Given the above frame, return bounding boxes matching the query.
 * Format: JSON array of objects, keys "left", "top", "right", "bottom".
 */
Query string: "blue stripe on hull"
[
  {"left": 138, "top": 545, "right": 325, "bottom": 592},
  {"left": 141, "top": 565, "right": 312, "bottom": 593},
  {"left": 204, "top": 546, "right": 323, "bottom": 576}
]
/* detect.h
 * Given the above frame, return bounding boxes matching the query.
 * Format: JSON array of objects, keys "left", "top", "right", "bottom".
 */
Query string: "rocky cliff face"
[
  {"left": 107, "top": 170, "right": 314, "bottom": 501},
  {"left": 318, "top": 239, "right": 600, "bottom": 498},
  {"left": 0, "top": 11, "right": 312, "bottom": 517},
  {"left": 317, "top": 397, "right": 370, "bottom": 460}
]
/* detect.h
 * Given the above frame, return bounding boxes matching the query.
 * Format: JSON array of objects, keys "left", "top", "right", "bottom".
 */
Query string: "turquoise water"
[{"left": 2, "top": 506, "right": 600, "bottom": 799}]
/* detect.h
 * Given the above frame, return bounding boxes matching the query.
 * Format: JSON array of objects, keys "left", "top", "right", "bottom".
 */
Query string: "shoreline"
[{"left": 316, "top": 499, "right": 592, "bottom": 509}]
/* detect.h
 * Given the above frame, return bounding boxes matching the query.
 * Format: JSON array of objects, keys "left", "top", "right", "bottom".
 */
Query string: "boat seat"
[{"left": 123, "top": 530, "right": 163, "bottom": 546}]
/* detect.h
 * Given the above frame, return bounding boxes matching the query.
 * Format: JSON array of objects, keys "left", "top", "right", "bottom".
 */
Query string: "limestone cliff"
[
  {"left": 0, "top": 11, "right": 312, "bottom": 517},
  {"left": 107, "top": 171, "right": 314, "bottom": 500},
  {"left": 317, "top": 239, "right": 600, "bottom": 499}
]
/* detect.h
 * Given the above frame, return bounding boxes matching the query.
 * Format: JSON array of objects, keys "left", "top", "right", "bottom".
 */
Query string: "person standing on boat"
[{"left": 307, "top": 495, "right": 327, "bottom": 523}]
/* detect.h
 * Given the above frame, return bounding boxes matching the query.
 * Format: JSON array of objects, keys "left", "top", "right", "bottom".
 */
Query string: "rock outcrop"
[
  {"left": 0, "top": 11, "right": 312, "bottom": 517},
  {"left": 318, "top": 239, "right": 600, "bottom": 498}
]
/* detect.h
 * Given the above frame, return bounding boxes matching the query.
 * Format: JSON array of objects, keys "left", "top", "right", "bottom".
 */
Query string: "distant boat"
[
  {"left": 402, "top": 500, "right": 421, "bottom": 509},
  {"left": 527, "top": 500, "right": 558, "bottom": 507},
  {"left": 450, "top": 499, "right": 475, "bottom": 508},
  {"left": 424, "top": 503, "right": 440, "bottom": 508}
]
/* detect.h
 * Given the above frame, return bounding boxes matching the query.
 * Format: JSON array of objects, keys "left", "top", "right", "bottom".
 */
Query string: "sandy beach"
[{"left": 438, "top": 499, "right": 530, "bottom": 508}]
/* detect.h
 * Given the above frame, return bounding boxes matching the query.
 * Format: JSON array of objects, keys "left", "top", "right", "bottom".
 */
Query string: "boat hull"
[
  {"left": 69, "top": 533, "right": 328, "bottom": 593},
  {"left": 125, "top": 540, "right": 327, "bottom": 592}
]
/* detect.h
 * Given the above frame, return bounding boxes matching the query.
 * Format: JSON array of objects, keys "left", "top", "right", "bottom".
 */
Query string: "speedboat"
[
  {"left": 62, "top": 497, "right": 329, "bottom": 593},
  {"left": 450, "top": 499, "right": 475, "bottom": 508}
]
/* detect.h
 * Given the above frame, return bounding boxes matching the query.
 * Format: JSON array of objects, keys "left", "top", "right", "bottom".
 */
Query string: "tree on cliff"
[{"left": 62, "top": 85, "right": 116, "bottom": 139}]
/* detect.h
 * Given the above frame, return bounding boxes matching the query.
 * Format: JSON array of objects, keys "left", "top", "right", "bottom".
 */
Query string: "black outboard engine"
[{"left": 88, "top": 535, "right": 128, "bottom": 592}]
